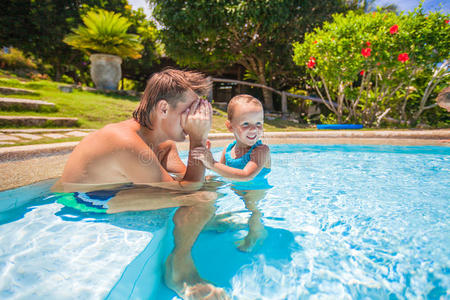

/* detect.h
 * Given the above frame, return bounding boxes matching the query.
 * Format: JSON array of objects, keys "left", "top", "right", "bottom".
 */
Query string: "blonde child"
[{"left": 192, "top": 94, "right": 272, "bottom": 251}]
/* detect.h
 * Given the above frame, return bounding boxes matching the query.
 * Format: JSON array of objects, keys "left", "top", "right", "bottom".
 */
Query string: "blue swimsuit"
[{"left": 224, "top": 140, "right": 272, "bottom": 190}]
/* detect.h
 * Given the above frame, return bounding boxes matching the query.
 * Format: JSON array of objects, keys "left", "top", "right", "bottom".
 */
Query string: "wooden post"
[{"left": 281, "top": 91, "right": 288, "bottom": 114}]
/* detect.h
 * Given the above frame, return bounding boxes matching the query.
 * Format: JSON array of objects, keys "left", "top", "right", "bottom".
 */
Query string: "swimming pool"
[{"left": 0, "top": 144, "right": 449, "bottom": 299}]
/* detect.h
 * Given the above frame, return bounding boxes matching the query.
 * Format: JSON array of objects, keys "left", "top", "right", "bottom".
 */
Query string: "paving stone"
[
  {"left": 12, "top": 133, "right": 43, "bottom": 140},
  {"left": 0, "top": 134, "right": 21, "bottom": 141},
  {"left": 65, "top": 131, "right": 89, "bottom": 137},
  {"left": 42, "top": 133, "right": 67, "bottom": 139},
  {"left": 0, "top": 87, "right": 38, "bottom": 96},
  {"left": 0, "top": 97, "right": 55, "bottom": 111}
]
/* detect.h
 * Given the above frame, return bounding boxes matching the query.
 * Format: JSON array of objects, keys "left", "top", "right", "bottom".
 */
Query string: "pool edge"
[{"left": 1, "top": 130, "right": 449, "bottom": 191}]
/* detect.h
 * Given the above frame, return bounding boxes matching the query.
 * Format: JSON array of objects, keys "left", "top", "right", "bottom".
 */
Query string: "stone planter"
[{"left": 89, "top": 54, "right": 122, "bottom": 90}]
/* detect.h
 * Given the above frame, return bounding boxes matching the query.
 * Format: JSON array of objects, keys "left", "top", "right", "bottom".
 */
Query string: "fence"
[{"left": 211, "top": 78, "right": 337, "bottom": 113}]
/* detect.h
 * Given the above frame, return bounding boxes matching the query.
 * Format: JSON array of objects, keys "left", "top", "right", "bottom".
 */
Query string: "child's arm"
[{"left": 192, "top": 145, "right": 270, "bottom": 181}]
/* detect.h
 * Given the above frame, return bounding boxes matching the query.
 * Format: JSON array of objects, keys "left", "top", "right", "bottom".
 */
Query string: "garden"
[{"left": 0, "top": 0, "right": 448, "bottom": 129}]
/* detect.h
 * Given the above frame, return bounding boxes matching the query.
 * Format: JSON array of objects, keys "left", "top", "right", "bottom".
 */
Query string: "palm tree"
[{"left": 64, "top": 9, "right": 143, "bottom": 59}]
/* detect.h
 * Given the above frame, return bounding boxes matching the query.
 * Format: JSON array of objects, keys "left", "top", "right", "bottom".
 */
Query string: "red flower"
[
  {"left": 361, "top": 48, "right": 372, "bottom": 58},
  {"left": 397, "top": 53, "right": 409, "bottom": 62},
  {"left": 307, "top": 57, "right": 316, "bottom": 68},
  {"left": 445, "top": 20, "right": 449, "bottom": 24},
  {"left": 376, "top": 62, "right": 381, "bottom": 66},
  {"left": 366, "top": 41, "right": 371, "bottom": 47},
  {"left": 360, "top": 70, "right": 365, "bottom": 75},
  {"left": 313, "top": 40, "right": 318, "bottom": 44},
  {"left": 390, "top": 24, "right": 399, "bottom": 34}
]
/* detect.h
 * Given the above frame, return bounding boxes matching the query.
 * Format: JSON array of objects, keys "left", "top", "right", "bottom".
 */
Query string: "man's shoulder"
[{"left": 95, "top": 122, "right": 145, "bottom": 150}]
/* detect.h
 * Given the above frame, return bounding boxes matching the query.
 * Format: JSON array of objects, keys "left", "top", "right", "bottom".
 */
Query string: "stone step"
[
  {"left": 0, "top": 97, "right": 56, "bottom": 112},
  {"left": 0, "top": 116, "right": 79, "bottom": 127},
  {"left": 0, "top": 87, "right": 38, "bottom": 96}
]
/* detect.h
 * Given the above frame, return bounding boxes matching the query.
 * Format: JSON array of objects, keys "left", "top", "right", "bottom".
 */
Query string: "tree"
[
  {"left": 120, "top": 7, "right": 161, "bottom": 90},
  {"left": 150, "top": 0, "right": 354, "bottom": 110},
  {"left": 293, "top": 7, "right": 449, "bottom": 126},
  {"left": 0, "top": 0, "right": 129, "bottom": 81}
]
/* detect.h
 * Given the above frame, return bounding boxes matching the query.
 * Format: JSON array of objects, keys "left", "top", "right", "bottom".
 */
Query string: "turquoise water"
[{"left": 0, "top": 144, "right": 449, "bottom": 299}]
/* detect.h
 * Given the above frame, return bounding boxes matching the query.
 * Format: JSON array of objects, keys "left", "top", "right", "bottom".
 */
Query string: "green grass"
[
  {"left": 0, "top": 136, "right": 83, "bottom": 148},
  {"left": 0, "top": 74, "right": 310, "bottom": 132}
]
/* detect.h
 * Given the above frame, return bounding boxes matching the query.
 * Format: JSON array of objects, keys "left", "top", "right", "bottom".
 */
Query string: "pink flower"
[
  {"left": 307, "top": 57, "right": 316, "bottom": 69},
  {"left": 398, "top": 53, "right": 409, "bottom": 62},
  {"left": 390, "top": 24, "right": 399, "bottom": 34},
  {"left": 361, "top": 48, "right": 372, "bottom": 58}
]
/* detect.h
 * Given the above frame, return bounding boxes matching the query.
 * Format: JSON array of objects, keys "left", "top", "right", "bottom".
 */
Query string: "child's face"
[{"left": 227, "top": 104, "right": 264, "bottom": 146}]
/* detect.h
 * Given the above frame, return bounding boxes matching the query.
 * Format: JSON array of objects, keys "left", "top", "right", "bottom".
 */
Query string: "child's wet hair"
[{"left": 227, "top": 94, "right": 263, "bottom": 120}]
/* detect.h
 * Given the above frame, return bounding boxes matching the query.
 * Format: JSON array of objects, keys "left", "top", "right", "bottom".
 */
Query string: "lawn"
[{"left": 0, "top": 75, "right": 309, "bottom": 132}]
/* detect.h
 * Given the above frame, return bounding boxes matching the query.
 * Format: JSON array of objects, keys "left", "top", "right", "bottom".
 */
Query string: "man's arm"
[
  {"left": 159, "top": 140, "right": 187, "bottom": 177},
  {"left": 121, "top": 99, "right": 212, "bottom": 191},
  {"left": 179, "top": 99, "right": 212, "bottom": 185}
]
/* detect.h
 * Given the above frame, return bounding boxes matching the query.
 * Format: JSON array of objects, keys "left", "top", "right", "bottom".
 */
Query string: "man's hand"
[
  {"left": 181, "top": 99, "right": 212, "bottom": 144},
  {"left": 191, "top": 146, "right": 216, "bottom": 169}
]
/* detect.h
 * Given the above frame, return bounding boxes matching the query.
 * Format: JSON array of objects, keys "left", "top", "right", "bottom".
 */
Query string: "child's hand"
[{"left": 191, "top": 147, "right": 215, "bottom": 169}]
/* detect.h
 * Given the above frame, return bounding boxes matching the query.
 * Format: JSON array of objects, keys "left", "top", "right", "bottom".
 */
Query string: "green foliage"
[
  {"left": 293, "top": 6, "right": 450, "bottom": 126},
  {"left": 150, "top": 0, "right": 354, "bottom": 109},
  {"left": 0, "top": 0, "right": 129, "bottom": 80},
  {"left": 64, "top": 9, "right": 143, "bottom": 59},
  {"left": 0, "top": 48, "right": 37, "bottom": 70},
  {"left": 120, "top": 7, "right": 161, "bottom": 90},
  {"left": 61, "top": 75, "right": 75, "bottom": 84}
]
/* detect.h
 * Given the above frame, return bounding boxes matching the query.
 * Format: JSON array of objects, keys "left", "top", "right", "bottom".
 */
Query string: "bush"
[
  {"left": 0, "top": 48, "right": 37, "bottom": 71},
  {"left": 293, "top": 6, "right": 449, "bottom": 127}
]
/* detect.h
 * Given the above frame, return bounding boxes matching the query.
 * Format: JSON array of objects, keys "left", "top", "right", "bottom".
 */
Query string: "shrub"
[
  {"left": 293, "top": 7, "right": 449, "bottom": 126},
  {"left": 0, "top": 48, "right": 37, "bottom": 71},
  {"left": 63, "top": 9, "right": 143, "bottom": 59}
]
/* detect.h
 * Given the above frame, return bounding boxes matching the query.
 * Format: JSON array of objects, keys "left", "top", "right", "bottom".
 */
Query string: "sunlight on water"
[
  {"left": 0, "top": 144, "right": 448, "bottom": 299},
  {"left": 227, "top": 145, "right": 450, "bottom": 299}
]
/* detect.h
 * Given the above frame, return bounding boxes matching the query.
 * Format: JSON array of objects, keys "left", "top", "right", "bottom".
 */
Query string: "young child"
[{"left": 192, "top": 94, "right": 272, "bottom": 251}]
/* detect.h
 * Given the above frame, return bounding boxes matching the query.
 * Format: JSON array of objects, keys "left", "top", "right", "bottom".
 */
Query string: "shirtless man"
[{"left": 53, "top": 69, "right": 229, "bottom": 299}]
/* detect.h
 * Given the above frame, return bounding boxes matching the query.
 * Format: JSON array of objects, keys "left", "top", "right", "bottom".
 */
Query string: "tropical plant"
[
  {"left": 64, "top": 9, "right": 143, "bottom": 59},
  {"left": 0, "top": 0, "right": 129, "bottom": 81},
  {"left": 150, "top": 0, "right": 355, "bottom": 110},
  {"left": 293, "top": 6, "right": 450, "bottom": 126}
]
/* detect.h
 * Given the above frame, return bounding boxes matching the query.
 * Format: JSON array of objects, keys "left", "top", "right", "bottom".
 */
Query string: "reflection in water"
[{"left": 52, "top": 178, "right": 286, "bottom": 300}]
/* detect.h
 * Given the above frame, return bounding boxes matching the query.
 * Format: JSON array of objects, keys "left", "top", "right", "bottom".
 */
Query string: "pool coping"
[{"left": 1, "top": 129, "right": 449, "bottom": 191}]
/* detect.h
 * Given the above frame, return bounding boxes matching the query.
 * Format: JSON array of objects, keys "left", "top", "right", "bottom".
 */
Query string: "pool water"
[{"left": 0, "top": 144, "right": 449, "bottom": 299}]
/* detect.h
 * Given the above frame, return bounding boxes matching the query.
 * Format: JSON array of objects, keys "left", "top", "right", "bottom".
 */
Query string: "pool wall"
[
  {"left": 106, "top": 220, "right": 175, "bottom": 300},
  {"left": 0, "top": 178, "right": 56, "bottom": 213}
]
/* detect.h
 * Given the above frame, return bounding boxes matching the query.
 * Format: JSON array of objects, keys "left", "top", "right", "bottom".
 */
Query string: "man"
[
  {"left": 53, "top": 68, "right": 216, "bottom": 208},
  {"left": 53, "top": 69, "right": 229, "bottom": 299}
]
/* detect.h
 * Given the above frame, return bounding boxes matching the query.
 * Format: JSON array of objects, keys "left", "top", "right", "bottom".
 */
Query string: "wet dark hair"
[{"left": 133, "top": 68, "right": 211, "bottom": 129}]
